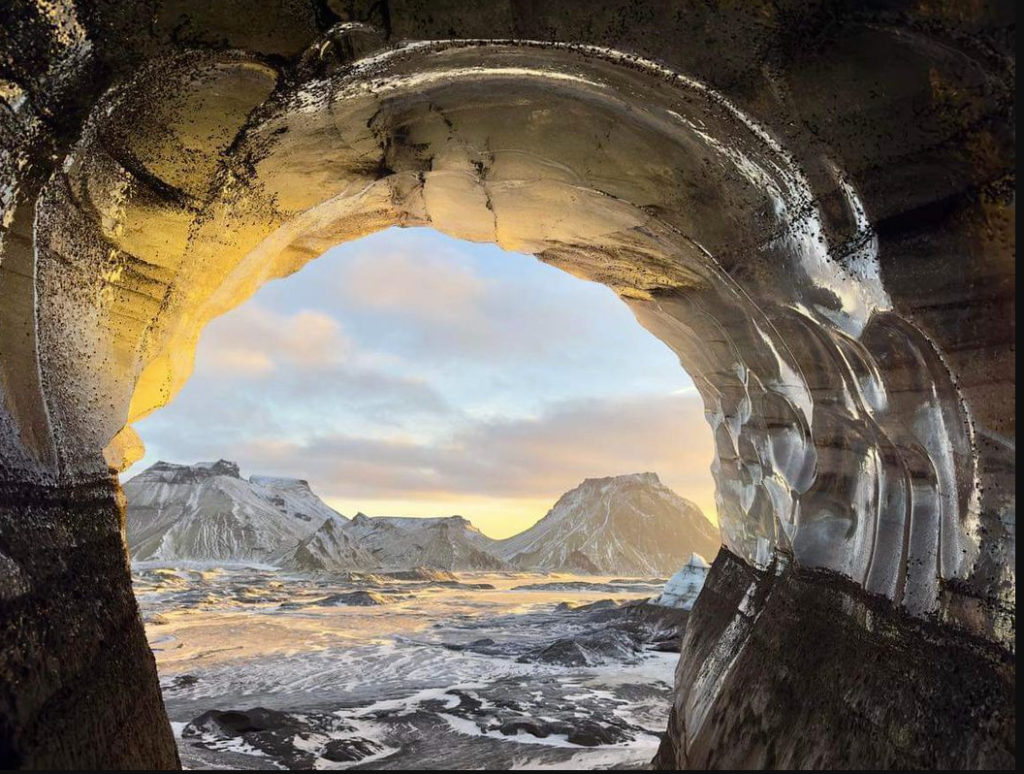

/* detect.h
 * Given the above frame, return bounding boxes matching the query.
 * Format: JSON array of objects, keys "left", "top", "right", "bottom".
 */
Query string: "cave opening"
[
  {"left": 52, "top": 40, "right": 983, "bottom": 615},
  {"left": 121, "top": 225, "right": 723, "bottom": 768},
  {"left": 122, "top": 225, "right": 720, "bottom": 539},
  {"left": 1, "top": 13, "right": 1014, "bottom": 771},
  {"left": 119, "top": 225, "right": 729, "bottom": 769}
]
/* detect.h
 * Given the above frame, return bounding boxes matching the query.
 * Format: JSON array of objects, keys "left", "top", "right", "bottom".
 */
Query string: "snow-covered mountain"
[
  {"left": 496, "top": 473, "right": 719, "bottom": 576},
  {"left": 125, "top": 462, "right": 718, "bottom": 576},
  {"left": 124, "top": 461, "right": 341, "bottom": 564},
  {"left": 286, "top": 514, "right": 380, "bottom": 572},
  {"left": 125, "top": 460, "right": 509, "bottom": 571},
  {"left": 316, "top": 513, "right": 509, "bottom": 572}
]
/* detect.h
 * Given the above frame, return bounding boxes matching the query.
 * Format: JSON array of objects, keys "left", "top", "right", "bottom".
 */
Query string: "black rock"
[
  {"left": 183, "top": 708, "right": 381, "bottom": 768},
  {"left": 566, "top": 719, "right": 630, "bottom": 747},
  {"left": 499, "top": 719, "right": 552, "bottom": 738},
  {"left": 170, "top": 674, "right": 199, "bottom": 689},
  {"left": 184, "top": 707, "right": 301, "bottom": 738},
  {"left": 522, "top": 629, "right": 644, "bottom": 667},
  {"left": 322, "top": 737, "right": 382, "bottom": 763},
  {"left": 316, "top": 590, "right": 401, "bottom": 606}
]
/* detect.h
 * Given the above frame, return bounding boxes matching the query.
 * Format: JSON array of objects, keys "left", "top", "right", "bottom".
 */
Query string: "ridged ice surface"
[
  {"left": 652, "top": 554, "right": 711, "bottom": 611},
  {"left": 0, "top": 35, "right": 1012, "bottom": 632}
]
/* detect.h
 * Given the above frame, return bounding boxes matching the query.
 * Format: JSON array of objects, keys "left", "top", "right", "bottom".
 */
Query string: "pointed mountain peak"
[{"left": 497, "top": 472, "right": 719, "bottom": 575}]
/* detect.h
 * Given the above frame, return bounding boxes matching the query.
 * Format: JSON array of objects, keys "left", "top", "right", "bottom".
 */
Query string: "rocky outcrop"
[
  {"left": 285, "top": 515, "right": 378, "bottom": 572},
  {"left": 0, "top": 1, "right": 1014, "bottom": 769},
  {"left": 654, "top": 550, "right": 1016, "bottom": 769},
  {"left": 183, "top": 708, "right": 382, "bottom": 769},
  {"left": 524, "top": 628, "right": 644, "bottom": 667},
  {"left": 309, "top": 590, "right": 402, "bottom": 607},
  {"left": 497, "top": 473, "right": 719, "bottom": 575}
]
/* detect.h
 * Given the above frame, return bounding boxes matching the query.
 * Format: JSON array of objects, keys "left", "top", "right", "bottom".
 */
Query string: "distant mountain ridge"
[
  {"left": 287, "top": 513, "right": 509, "bottom": 572},
  {"left": 125, "top": 462, "right": 719, "bottom": 574}
]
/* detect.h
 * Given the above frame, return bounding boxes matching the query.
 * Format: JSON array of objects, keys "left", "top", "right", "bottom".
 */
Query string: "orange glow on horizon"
[{"left": 324, "top": 490, "right": 720, "bottom": 541}]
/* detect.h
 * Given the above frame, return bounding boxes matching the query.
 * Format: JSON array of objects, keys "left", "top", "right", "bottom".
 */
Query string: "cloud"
[
  {"left": 142, "top": 360, "right": 451, "bottom": 445},
  {"left": 203, "top": 390, "right": 716, "bottom": 518},
  {"left": 200, "top": 306, "right": 353, "bottom": 376},
  {"left": 275, "top": 366, "right": 452, "bottom": 421},
  {"left": 315, "top": 236, "right": 627, "bottom": 364},
  {"left": 185, "top": 302, "right": 452, "bottom": 420},
  {"left": 337, "top": 249, "right": 489, "bottom": 323},
  {"left": 135, "top": 303, "right": 452, "bottom": 462}
]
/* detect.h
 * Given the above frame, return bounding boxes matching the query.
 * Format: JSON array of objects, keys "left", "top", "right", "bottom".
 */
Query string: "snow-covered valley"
[
  {"left": 135, "top": 567, "right": 693, "bottom": 770},
  {"left": 126, "top": 460, "right": 717, "bottom": 768}
]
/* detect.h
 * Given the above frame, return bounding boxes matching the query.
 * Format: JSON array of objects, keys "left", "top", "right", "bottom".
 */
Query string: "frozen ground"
[{"left": 134, "top": 566, "right": 682, "bottom": 770}]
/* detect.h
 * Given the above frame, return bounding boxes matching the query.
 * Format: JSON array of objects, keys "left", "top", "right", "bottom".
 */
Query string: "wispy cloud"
[
  {"left": 337, "top": 248, "right": 489, "bottom": 323},
  {"left": 205, "top": 391, "right": 716, "bottom": 521},
  {"left": 291, "top": 233, "right": 626, "bottom": 364},
  {"left": 200, "top": 306, "right": 353, "bottom": 375}
]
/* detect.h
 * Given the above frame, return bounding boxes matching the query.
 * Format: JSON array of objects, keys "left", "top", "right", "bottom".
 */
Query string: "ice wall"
[
  {"left": 0, "top": 2, "right": 1014, "bottom": 769},
  {"left": 7, "top": 38, "right": 1006, "bottom": 632}
]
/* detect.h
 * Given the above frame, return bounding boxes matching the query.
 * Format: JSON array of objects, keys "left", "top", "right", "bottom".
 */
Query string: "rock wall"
[
  {"left": 0, "top": 1, "right": 1014, "bottom": 769},
  {"left": 655, "top": 549, "right": 1015, "bottom": 769},
  {"left": 0, "top": 478, "right": 179, "bottom": 769}
]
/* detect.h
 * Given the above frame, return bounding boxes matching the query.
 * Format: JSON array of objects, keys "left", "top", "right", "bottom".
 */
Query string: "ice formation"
[
  {"left": 1, "top": 33, "right": 1006, "bottom": 621},
  {"left": 652, "top": 554, "right": 712, "bottom": 610},
  {"left": 0, "top": 2, "right": 1014, "bottom": 770}
]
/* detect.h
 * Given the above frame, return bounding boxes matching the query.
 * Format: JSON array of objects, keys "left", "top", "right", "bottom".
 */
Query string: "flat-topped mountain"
[{"left": 124, "top": 460, "right": 340, "bottom": 564}]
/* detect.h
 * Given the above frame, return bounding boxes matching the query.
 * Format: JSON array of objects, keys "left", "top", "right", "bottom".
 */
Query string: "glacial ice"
[
  {"left": 652, "top": 554, "right": 711, "bottom": 611},
  {"left": 0, "top": 4, "right": 1014, "bottom": 769},
  {"left": 1, "top": 29, "right": 1013, "bottom": 639}
]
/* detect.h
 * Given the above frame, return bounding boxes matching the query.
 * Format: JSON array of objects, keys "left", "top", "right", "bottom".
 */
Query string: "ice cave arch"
[
  {"left": 0, "top": 3, "right": 1014, "bottom": 771},
  {"left": 15, "top": 39, "right": 991, "bottom": 621}
]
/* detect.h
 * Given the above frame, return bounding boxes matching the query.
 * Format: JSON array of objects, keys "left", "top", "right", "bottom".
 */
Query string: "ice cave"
[{"left": 0, "top": 1, "right": 1015, "bottom": 770}]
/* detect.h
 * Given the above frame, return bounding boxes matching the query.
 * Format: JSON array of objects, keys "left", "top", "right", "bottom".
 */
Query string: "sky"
[{"left": 125, "top": 228, "right": 716, "bottom": 538}]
